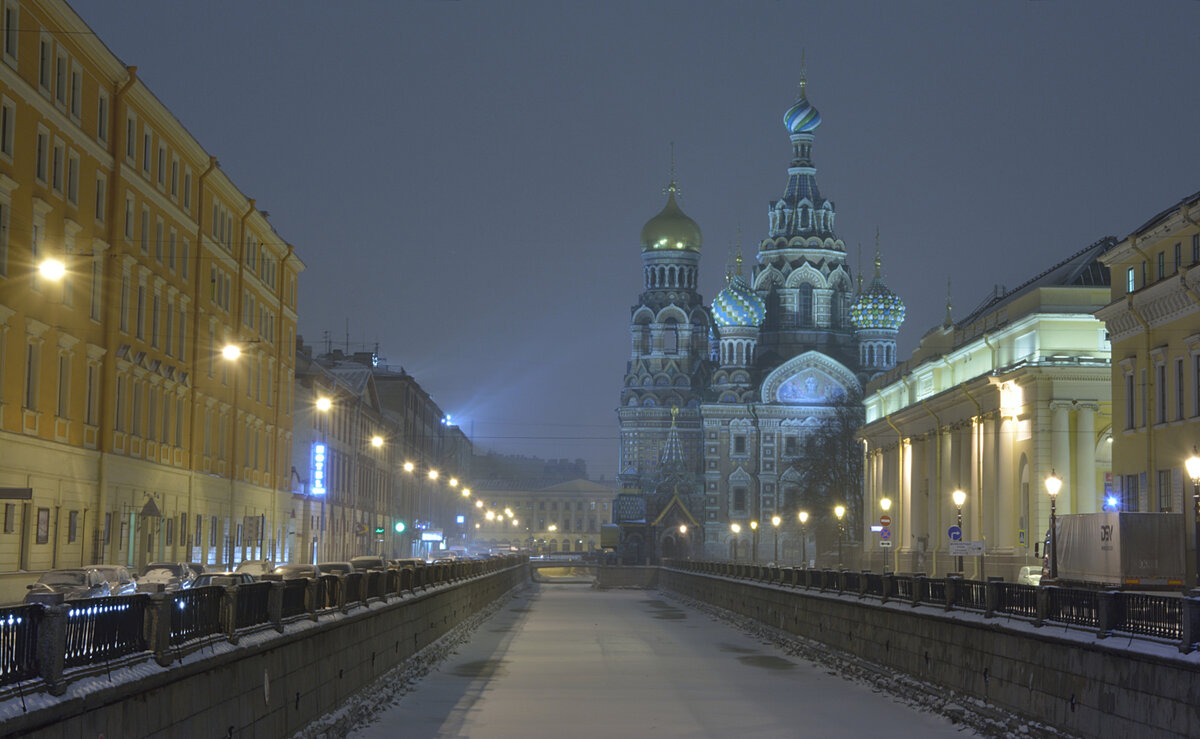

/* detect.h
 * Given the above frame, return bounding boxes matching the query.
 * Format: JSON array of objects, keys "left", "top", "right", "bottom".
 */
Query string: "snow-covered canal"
[{"left": 349, "top": 583, "right": 975, "bottom": 738}]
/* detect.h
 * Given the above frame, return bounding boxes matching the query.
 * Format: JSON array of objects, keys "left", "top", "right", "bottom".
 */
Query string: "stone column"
[
  {"left": 997, "top": 417, "right": 1015, "bottom": 552},
  {"left": 1075, "top": 403, "right": 1098, "bottom": 513},
  {"left": 1051, "top": 402, "right": 1072, "bottom": 513}
]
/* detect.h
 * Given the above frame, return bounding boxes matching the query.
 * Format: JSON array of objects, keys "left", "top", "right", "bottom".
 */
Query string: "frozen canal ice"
[{"left": 349, "top": 583, "right": 976, "bottom": 738}]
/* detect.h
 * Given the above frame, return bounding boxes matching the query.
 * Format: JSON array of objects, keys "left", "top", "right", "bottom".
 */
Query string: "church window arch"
[
  {"left": 642, "top": 397, "right": 656, "bottom": 407},
  {"left": 798, "top": 283, "right": 813, "bottom": 327},
  {"left": 662, "top": 319, "right": 679, "bottom": 353},
  {"left": 868, "top": 345, "right": 875, "bottom": 366},
  {"left": 830, "top": 289, "right": 843, "bottom": 328}
]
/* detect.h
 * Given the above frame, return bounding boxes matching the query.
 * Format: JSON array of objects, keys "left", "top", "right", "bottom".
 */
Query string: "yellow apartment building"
[
  {"left": 1096, "top": 190, "right": 1200, "bottom": 580},
  {"left": 860, "top": 239, "right": 1114, "bottom": 579},
  {"left": 0, "top": 0, "right": 302, "bottom": 578}
]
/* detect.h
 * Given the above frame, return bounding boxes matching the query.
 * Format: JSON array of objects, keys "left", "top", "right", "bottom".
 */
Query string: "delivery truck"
[{"left": 1048, "top": 512, "right": 1185, "bottom": 589}]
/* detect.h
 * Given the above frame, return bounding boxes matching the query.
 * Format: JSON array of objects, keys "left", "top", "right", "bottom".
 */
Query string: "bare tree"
[{"left": 797, "top": 390, "right": 864, "bottom": 542}]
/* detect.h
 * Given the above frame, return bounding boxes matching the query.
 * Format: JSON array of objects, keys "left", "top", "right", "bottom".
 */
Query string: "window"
[
  {"left": 151, "top": 293, "right": 159, "bottom": 347},
  {"left": 798, "top": 283, "right": 813, "bottom": 327},
  {"left": 1157, "top": 362, "right": 1166, "bottom": 425},
  {"left": 210, "top": 516, "right": 218, "bottom": 547},
  {"left": 1156, "top": 469, "right": 1173, "bottom": 512},
  {"left": 168, "top": 229, "right": 176, "bottom": 270},
  {"left": 195, "top": 515, "right": 202, "bottom": 551},
  {"left": 97, "top": 93, "right": 108, "bottom": 142},
  {"left": 119, "top": 274, "right": 129, "bottom": 333},
  {"left": 56, "top": 352, "right": 68, "bottom": 417},
  {"left": 94, "top": 173, "right": 106, "bottom": 223},
  {"left": 733, "top": 487, "right": 746, "bottom": 510},
  {"left": 126, "top": 117, "right": 136, "bottom": 161},
  {"left": 130, "top": 381, "right": 141, "bottom": 436},
  {"left": 34, "top": 129, "right": 47, "bottom": 182},
  {"left": 170, "top": 159, "right": 178, "bottom": 197},
  {"left": 85, "top": 364, "right": 97, "bottom": 425},
  {"left": 66, "top": 152, "right": 79, "bottom": 204},
  {"left": 124, "top": 196, "right": 133, "bottom": 239},
  {"left": 157, "top": 145, "right": 165, "bottom": 186},
  {"left": 104, "top": 513, "right": 111, "bottom": 544},
  {"left": 165, "top": 516, "right": 173, "bottom": 546},
  {"left": 3, "top": 503, "right": 14, "bottom": 534},
  {"left": 51, "top": 140, "right": 62, "bottom": 192},
  {"left": 784, "top": 436, "right": 797, "bottom": 456},
  {"left": 24, "top": 342, "right": 38, "bottom": 410},
  {"left": 734, "top": 435, "right": 746, "bottom": 454},
  {"left": 135, "top": 283, "right": 145, "bottom": 339},
  {"left": 54, "top": 49, "right": 66, "bottom": 106},
  {"left": 140, "top": 207, "right": 149, "bottom": 253},
  {"left": 89, "top": 256, "right": 101, "bottom": 320},
  {"left": 181, "top": 240, "right": 189, "bottom": 279},
  {"left": 3, "top": 4, "right": 17, "bottom": 62},
  {"left": 1175, "top": 243, "right": 1182, "bottom": 273},
  {"left": 0, "top": 97, "right": 13, "bottom": 158},
  {"left": 68, "top": 510, "right": 77, "bottom": 543},
  {"left": 154, "top": 220, "right": 163, "bottom": 262},
  {"left": 177, "top": 306, "right": 186, "bottom": 360},
  {"left": 69, "top": 67, "right": 80, "bottom": 119},
  {"left": 114, "top": 376, "right": 125, "bottom": 432},
  {"left": 37, "top": 38, "right": 49, "bottom": 91},
  {"left": 1158, "top": 251, "right": 1166, "bottom": 280},
  {"left": 142, "top": 131, "right": 152, "bottom": 174},
  {"left": 183, "top": 171, "right": 191, "bottom": 210},
  {"left": 1177, "top": 358, "right": 1185, "bottom": 421}
]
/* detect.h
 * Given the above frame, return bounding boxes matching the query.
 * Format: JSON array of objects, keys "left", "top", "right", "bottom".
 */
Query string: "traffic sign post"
[
  {"left": 949, "top": 540, "right": 984, "bottom": 557},
  {"left": 947, "top": 525, "right": 962, "bottom": 541},
  {"left": 879, "top": 515, "right": 891, "bottom": 527}
]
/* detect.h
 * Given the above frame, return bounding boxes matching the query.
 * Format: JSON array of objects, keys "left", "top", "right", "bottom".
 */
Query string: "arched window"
[
  {"left": 829, "top": 289, "right": 842, "bottom": 328},
  {"left": 798, "top": 284, "right": 813, "bottom": 327},
  {"left": 663, "top": 319, "right": 678, "bottom": 353},
  {"left": 733, "top": 487, "right": 747, "bottom": 511},
  {"left": 868, "top": 345, "right": 875, "bottom": 366}
]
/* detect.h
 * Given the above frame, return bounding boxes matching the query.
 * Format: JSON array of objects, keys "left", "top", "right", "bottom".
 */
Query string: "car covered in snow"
[
  {"left": 138, "top": 562, "right": 195, "bottom": 592},
  {"left": 25, "top": 568, "right": 111, "bottom": 604}
]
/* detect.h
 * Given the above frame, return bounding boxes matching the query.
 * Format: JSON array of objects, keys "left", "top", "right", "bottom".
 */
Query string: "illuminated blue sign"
[
  {"left": 311, "top": 443, "right": 327, "bottom": 496},
  {"left": 456, "top": 515, "right": 465, "bottom": 525}
]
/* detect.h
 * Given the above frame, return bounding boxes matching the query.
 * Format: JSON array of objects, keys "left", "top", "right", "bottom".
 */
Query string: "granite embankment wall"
[
  {"left": 659, "top": 567, "right": 1200, "bottom": 738},
  {"left": 4, "top": 564, "right": 527, "bottom": 738}
]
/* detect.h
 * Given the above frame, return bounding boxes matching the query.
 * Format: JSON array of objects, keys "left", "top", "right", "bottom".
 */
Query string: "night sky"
[{"left": 68, "top": 1, "right": 1200, "bottom": 480}]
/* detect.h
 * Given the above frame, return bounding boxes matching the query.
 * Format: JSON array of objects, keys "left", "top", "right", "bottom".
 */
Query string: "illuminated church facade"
[{"left": 617, "top": 77, "right": 906, "bottom": 561}]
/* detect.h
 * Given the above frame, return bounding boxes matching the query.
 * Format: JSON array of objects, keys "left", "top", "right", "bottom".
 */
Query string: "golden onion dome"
[{"left": 641, "top": 183, "right": 702, "bottom": 253}]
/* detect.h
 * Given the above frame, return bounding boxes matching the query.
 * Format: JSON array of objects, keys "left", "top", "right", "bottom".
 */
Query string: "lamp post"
[
  {"left": 798, "top": 511, "right": 809, "bottom": 568},
  {"left": 730, "top": 522, "right": 741, "bottom": 563},
  {"left": 771, "top": 515, "right": 781, "bottom": 564},
  {"left": 951, "top": 489, "right": 966, "bottom": 573},
  {"left": 750, "top": 520, "right": 758, "bottom": 564},
  {"left": 221, "top": 343, "right": 244, "bottom": 570},
  {"left": 879, "top": 497, "right": 892, "bottom": 573},
  {"left": 1185, "top": 448, "right": 1200, "bottom": 587},
  {"left": 313, "top": 396, "right": 332, "bottom": 564},
  {"left": 1045, "top": 469, "right": 1062, "bottom": 581},
  {"left": 834, "top": 505, "right": 846, "bottom": 569}
]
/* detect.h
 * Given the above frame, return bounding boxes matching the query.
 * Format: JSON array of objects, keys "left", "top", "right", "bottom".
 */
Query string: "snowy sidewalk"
[{"left": 347, "top": 583, "right": 975, "bottom": 738}]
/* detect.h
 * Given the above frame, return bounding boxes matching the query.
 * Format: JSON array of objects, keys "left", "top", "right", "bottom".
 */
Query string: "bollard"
[
  {"left": 37, "top": 603, "right": 68, "bottom": 696},
  {"left": 148, "top": 592, "right": 174, "bottom": 667}
]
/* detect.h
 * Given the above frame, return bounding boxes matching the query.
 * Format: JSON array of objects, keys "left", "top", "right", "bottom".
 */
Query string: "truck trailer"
[{"left": 1051, "top": 511, "right": 1185, "bottom": 589}]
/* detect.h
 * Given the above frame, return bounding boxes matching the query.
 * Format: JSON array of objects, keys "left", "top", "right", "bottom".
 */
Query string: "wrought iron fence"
[
  {"left": 64, "top": 596, "right": 148, "bottom": 668},
  {"left": 1114, "top": 592, "right": 1182, "bottom": 640},
  {"left": 0, "top": 605, "right": 40, "bottom": 686},
  {"left": 235, "top": 582, "right": 272, "bottom": 629},
  {"left": 170, "top": 587, "right": 225, "bottom": 645},
  {"left": 995, "top": 583, "right": 1037, "bottom": 618},
  {"left": 1045, "top": 588, "right": 1099, "bottom": 628},
  {"left": 893, "top": 575, "right": 914, "bottom": 600},
  {"left": 955, "top": 580, "right": 988, "bottom": 611},
  {"left": 920, "top": 578, "right": 946, "bottom": 604},
  {"left": 281, "top": 580, "right": 308, "bottom": 618}
]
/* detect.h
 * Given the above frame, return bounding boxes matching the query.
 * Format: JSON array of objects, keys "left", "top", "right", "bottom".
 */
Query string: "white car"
[{"left": 1017, "top": 566, "right": 1042, "bottom": 586}]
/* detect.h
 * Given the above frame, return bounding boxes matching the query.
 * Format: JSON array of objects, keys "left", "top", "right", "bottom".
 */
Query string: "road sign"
[
  {"left": 879, "top": 527, "right": 891, "bottom": 540},
  {"left": 948, "top": 525, "right": 962, "bottom": 541},
  {"left": 880, "top": 515, "right": 891, "bottom": 527},
  {"left": 880, "top": 540, "right": 893, "bottom": 548},
  {"left": 949, "top": 540, "right": 984, "bottom": 556}
]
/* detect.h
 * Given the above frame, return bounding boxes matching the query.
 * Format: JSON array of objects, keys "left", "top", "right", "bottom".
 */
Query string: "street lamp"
[
  {"left": 730, "top": 522, "right": 741, "bottom": 563},
  {"left": 879, "top": 497, "right": 892, "bottom": 573},
  {"left": 750, "top": 520, "right": 759, "bottom": 564},
  {"left": 834, "top": 505, "right": 846, "bottom": 569},
  {"left": 951, "top": 489, "right": 966, "bottom": 573},
  {"left": 771, "top": 515, "right": 781, "bottom": 564},
  {"left": 798, "top": 511, "right": 809, "bottom": 567},
  {"left": 1185, "top": 448, "right": 1200, "bottom": 587},
  {"left": 1045, "top": 469, "right": 1062, "bottom": 581}
]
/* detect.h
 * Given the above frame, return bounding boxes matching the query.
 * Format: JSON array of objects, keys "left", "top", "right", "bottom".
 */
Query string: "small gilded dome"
[
  {"left": 641, "top": 183, "right": 702, "bottom": 253},
  {"left": 712, "top": 274, "right": 766, "bottom": 328},
  {"left": 783, "top": 91, "right": 821, "bottom": 134},
  {"left": 851, "top": 256, "right": 905, "bottom": 331}
]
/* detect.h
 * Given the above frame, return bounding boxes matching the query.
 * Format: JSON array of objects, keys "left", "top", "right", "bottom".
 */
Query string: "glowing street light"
[
  {"left": 750, "top": 520, "right": 759, "bottom": 564},
  {"left": 771, "top": 515, "right": 781, "bottom": 564},
  {"left": 798, "top": 511, "right": 809, "bottom": 568},
  {"left": 427, "top": 469, "right": 438, "bottom": 481},
  {"left": 221, "top": 343, "right": 241, "bottom": 361},
  {"left": 370, "top": 435, "right": 383, "bottom": 448},
  {"left": 39, "top": 258, "right": 66, "bottom": 281},
  {"left": 730, "top": 522, "right": 742, "bottom": 563},
  {"left": 951, "top": 489, "right": 967, "bottom": 573},
  {"left": 834, "top": 505, "right": 846, "bottom": 569},
  {"left": 475, "top": 499, "right": 483, "bottom": 508},
  {"left": 1188, "top": 448, "right": 1200, "bottom": 587},
  {"left": 316, "top": 397, "right": 332, "bottom": 412}
]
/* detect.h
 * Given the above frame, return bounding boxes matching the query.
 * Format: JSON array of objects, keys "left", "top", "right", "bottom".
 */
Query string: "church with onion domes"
[{"left": 616, "top": 73, "right": 906, "bottom": 562}]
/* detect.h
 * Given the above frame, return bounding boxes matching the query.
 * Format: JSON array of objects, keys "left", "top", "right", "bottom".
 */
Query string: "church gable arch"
[
  {"left": 760, "top": 351, "right": 861, "bottom": 405},
  {"left": 785, "top": 262, "right": 827, "bottom": 289}
]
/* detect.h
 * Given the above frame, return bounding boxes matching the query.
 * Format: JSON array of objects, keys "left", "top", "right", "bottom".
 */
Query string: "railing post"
[
  {"left": 881, "top": 572, "right": 894, "bottom": 603},
  {"left": 36, "top": 603, "right": 68, "bottom": 696},
  {"left": 912, "top": 575, "right": 924, "bottom": 608},
  {"left": 859, "top": 570, "right": 870, "bottom": 598},
  {"left": 944, "top": 576, "right": 957, "bottom": 612},
  {"left": 1179, "top": 594, "right": 1200, "bottom": 653},
  {"left": 984, "top": 577, "right": 1001, "bottom": 618},
  {"left": 268, "top": 581, "right": 285, "bottom": 633},
  {"left": 223, "top": 585, "right": 239, "bottom": 644},
  {"left": 147, "top": 592, "right": 174, "bottom": 667},
  {"left": 1096, "top": 590, "right": 1117, "bottom": 639},
  {"left": 306, "top": 578, "right": 321, "bottom": 620},
  {"left": 1035, "top": 586, "right": 1050, "bottom": 627},
  {"left": 338, "top": 574, "right": 349, "bottom": 613}
]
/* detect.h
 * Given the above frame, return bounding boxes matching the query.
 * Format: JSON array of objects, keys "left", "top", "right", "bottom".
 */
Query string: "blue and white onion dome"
[
  {"left": 783, "top": 84, "right": 821, "bottom": 134},
  {"left": 851, "top": 256, "right": 905, "bottom": 331},
  {"left": 712, "top": 273, "right": 766, "bottom": 328}
]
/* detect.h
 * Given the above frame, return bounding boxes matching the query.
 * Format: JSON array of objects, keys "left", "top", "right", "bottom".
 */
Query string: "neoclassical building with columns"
[{"left": 859, "top": 238, "right": 1115, "bottom": 579}]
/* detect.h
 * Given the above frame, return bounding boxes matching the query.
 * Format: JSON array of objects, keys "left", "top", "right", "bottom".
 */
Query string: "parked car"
[
  {"left": 235, "top": 560, "right": 274, "bottom": 578},
  {"left": 185, "top": 562, "right": 207, "bottom": 578},
  {"left": 192, "top": 571, "right": 257, "bottom": 588},
  {"left": 93, "top": 565, "right": 137, "bottom": 596},
  {"left": 349, "top": 556, "right": 386, "bottom": 571},
  {"left": 390, "top": 558, "right": 426, "bottom": 569},
  {"left": 25, "top": 568, "right": 110, "bottom": 604},
  {"left": 317, "top": 562, "right": 356, "bottom": 576},
  {"left": 270, "top": 563, "right": 320, "bottom": 580},
  {"left": 1017, "top": 566, "right": 1042, "bottom": 587},
  {"left": 138, "top": 562, "right": 195, "bottom": 592}
]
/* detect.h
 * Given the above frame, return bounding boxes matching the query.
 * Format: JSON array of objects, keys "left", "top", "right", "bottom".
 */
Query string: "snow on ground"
[{"left": 298, "top": 583, "right": 1069, "bottom": 739}]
